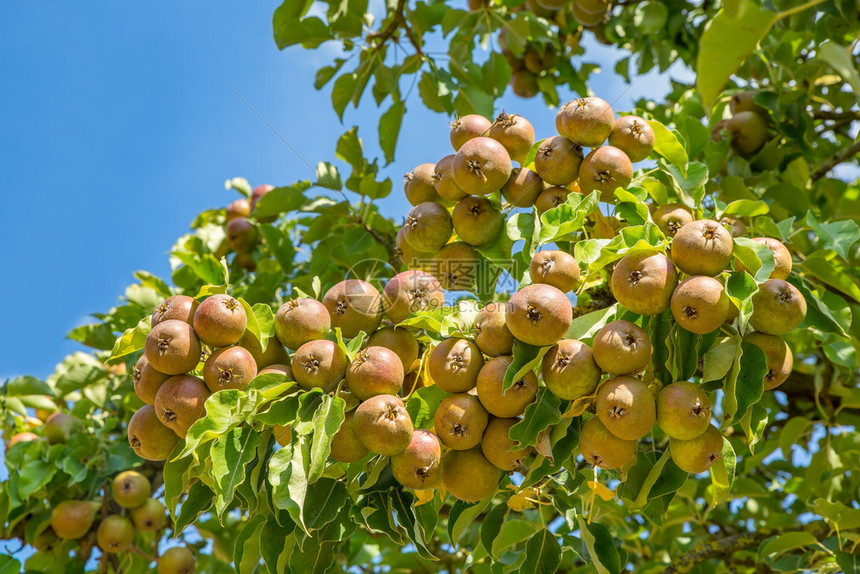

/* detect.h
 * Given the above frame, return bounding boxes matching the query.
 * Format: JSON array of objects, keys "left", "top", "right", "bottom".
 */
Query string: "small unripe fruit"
[
  {"left": 202, "top": 345, "right": 258, "bottom": 393},
  {"left": 225, "top": 217, "right": 258, "bottom": 253},
  {"left": 578, "top": 417, "right": 636, "bottom": 470},
  {"left": 534, "top": 136, "right": 583, "bottom": 186},
  {"left": 291, "top": 339, "right": 348, "bottom": 391},
  {"left": 482, "top": 417, "right": 529, "bottom": 471},
  {"left": 330, "top": 410, "right": 369, "bottom": 463},
  {"left": 652, "top": 203, "right": 693, "bottom": 237},
  {"left": 133, "top": 354, "right": 171, "bottom": 405},
  {"left": 608, "top": 115, "right": 655, "bottom": 162},
  {"left": 453, "top": 137, "right": 514, "bottom": 196},
  {"left": 145, "top": 320, "right": 202, "bottom": 375},
  {"left": 502, "top": 167, "right": 544, "bottom": 207},
  {"left": 728, "top": 111, "right": 768, "bottom": 157},
  {"left": 432, "top": 242, "right": 480, "bottom": 291},
  {"left": 749, "top": 279, "right": 806, "bottom": 335},
  {"left": 450, "top": 114, "right": 492, "bottom": 151},
  {"left": 434, "top": 393, "right": 489, "bottom": 450},
  {"left": 346, "top": 346, "right": 404, "bottom": 401},
  {"left": 51, "top": 501, "right": 101, "bottom": 540},
  {"left": 323, "top": 279, "right": 383, "bottom": 338},
  {"left": 155, "top": 375, "right": 211, "bottom": 438},
  {"left": 112, "top": 470, "right": 151, "bottom": 509},
  {"left": 611, "top": 251, "right": 678, "bottom": 316},
  {"left": 542, "top": 339, "right": 601, "bottom": 400},
  {"left": 434, "top": 154, "right": 470, "bottom": 202},
  {"left": 578, "top": 146, "right": 634, "bottom": 202},
  {"left": 404, "top": 163, "right": 442, "bottom": 205},
  {"left": 429, "top": 338, "right": 484, "bottom": 393},
  {"left": 671, "top": 276, "right": 730, "bottom": 334},
  {"left": 670, "top": 424, "right": 724, "bottom": 473},
  {"left": 476, "top": 356, "right": 538, "bottom": 418},
  {"left": 383, "top": 270, "right": 444, "bottom": 324},
  {"left": 97, "top": 515, "right": 135, "bottom": 554},
  {"left": 158, "top": 547, "right": 196, "bottom": 574},
  {"left": 473, "top": 303, "right": 515, "bottom": 357},
  {"left": 488, "top": 112, "right": 535, "bottom": 165},
  {"left": 535, "top": 186, "right": 572, "bottom": 216},
  {"left": 274, "top": 298, "right": 331, "bottom": 350},
  {"left": 735, "top": 237, "right": 792, "bottom": 280},
  {"left": 595, "top": 376, "right": 656, "bottom": 440},
  {"left": 592, "top": 320, "right": 652, "bottom": 375},
  {"left": 452, "top": 196, "right": 503, "bottom": 246},
  {"left": 130, "top": 498, "right": 167, "bottom": 532},
  {"left": 672, "top": 220, "right": 734, "bottom": 276},
  {"left": 529, "top": 250, "right": 580, "bottom": 293},
  {"left": 391, "top": 430, "right": 442, "bottom": 489},
  {"left": 128, "top": 405, "right": 181, "bottom": 461},
  {"left": 152, "top": 295, "right": 199, "bottom": 327},
  {"left": 510, "top": 70, "right": 539, "bottom": 99},
  {"left": 441, "top": 447, "right": 501, "bottom": 502},
  {"left": 656, "top": 381, "right": 711, "bottom": 440},
  {"left": 557, "top": 96, "right": 614, "bottom": 147},
  {"left": 353, "top": 394, "right": 414, "bottom": 456},
  {"left": 506, "top": 284, "right": 572, "bottom": 347},
  {"left": 44, "top": 412, "right": 81, "bottom": 445},
  {"left": 193, "top": 294, "right": 247, "bottom": 348},
  {"left": 403, "top": 202, "right": 454, "bottom": 254}
]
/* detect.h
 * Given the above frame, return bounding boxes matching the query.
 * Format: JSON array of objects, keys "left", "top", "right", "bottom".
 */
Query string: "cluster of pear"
[
  {"left": 222, "top": 183, "right": 277, "bottom": 271},
  {"left": 128, "top": 291, "right": 291, "bottom": 461},
  {"left": 47, "top": 470, "right": 194, "bottom": 572},
  {"left": 488, "top": 0, "right": 613, "bottom": 98},
  {"left": 397, "top": 97, "right": 655, "bottom": 288}
]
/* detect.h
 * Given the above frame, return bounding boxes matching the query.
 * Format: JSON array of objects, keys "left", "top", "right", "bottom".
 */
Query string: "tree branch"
[
  {"left": 812, "top": 139, "right": 860, "bottom": 181},
  {"left": 365, "top": 0, "right": 423, "bottom": 55},
  {"left": 665, "top": 522, "right": 829, "bottom": 574}
]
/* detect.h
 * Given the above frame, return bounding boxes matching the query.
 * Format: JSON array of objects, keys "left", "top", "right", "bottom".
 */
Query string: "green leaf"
[
  {"left": 521, "top": 529, "right": 561, "bottom": 574},
  {"left": 233, "top": 514, "right": 266, "bottom": 574},
  {"left": 308, "top": 395, "right": 346, "bottom": 483},
  {"left": 480, "top": 502, "right": 509, "bottom": 560},
  {"left": 720, "top": 199, "right": 769, "bottom": 218},
  {"left": 175, "top": 481, "right": 215, "bottom": 534},
  {"left": 817, "top": 41, "right": 860, "bottom": 99},
  {"left": 759, "top": 531, "right": 817, "bottom": 559},
  {"left": 696, "top": 5, "right": 776, "bottom": 110},
  {"left": 628, "top": 450, "right": 671, "bottom": 509},
  {"left": 109, "top": 316, "right": 151, "bottom": 360},
  {"left": 649, "top": 120, "right": 688, "bottom": 175},
  {"left": 734, "top": 237, "right": 775, "bottom": 282},
  {"left": 253, "top": 183, "right": 310, "bottom": 219},
  {"left": 503, "top": 340, "right": 547, "bottom": 393},
  {"left": 566, "top": 305, "right": 617, "bottom": 340},
  {"left": 379, "top": 100, "right": 405, "bottom": 165},
  {"left": 538, "top": 191, "right": 599, "bottom": 244},
  {"left": 806, "top": 211, "right": 860, "bottom": 261},
  {"left": 836, "top": 550, "right": 860, "bottom": 574},
  {"left": 304, "top": 478, "right": 350, "bottom": 531},
  {"left": 5, "top": 376, "right": 53, "bottom": 397},
  {"left": 732, "top": 342, "right": 767, "bottom": 424},
  {"left": 508, "top": 389, "right": 561, "bottom": 448},
  {"left": 448, "top": 496, "right": 494, "bottom": 545},
  {"left": 578, "top": 519, "right": 621, "bottom": 574},
  {"left": 708, "top": 437, "right": 736, "bottom": 505},
  {"left": 212, "top": 426, "right": 262, "bottom": 517},
  {"left": 315, "top": 162, "right": 342, "bottom": 190},
  {"left": 269, "top": 437, "right": 311, "bottom": 535},
  {"left": 406, "top": 384, "right": 448, "bottom": 429}
]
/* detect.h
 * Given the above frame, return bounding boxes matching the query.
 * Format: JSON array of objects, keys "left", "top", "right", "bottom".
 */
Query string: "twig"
[
  {"left": 365, "top": 0, "right": 423, "bottom": 56},
  {"left": 130, "top": 545, "right": 157, "bottom": 564},
  {"left": 665, "top": 522, "right": 830, "bottom": 574},
  {"left": 811, "top": 139, "right": 860, "bottom": 181}
]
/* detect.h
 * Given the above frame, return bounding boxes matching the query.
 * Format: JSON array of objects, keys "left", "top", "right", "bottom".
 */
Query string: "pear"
[
  {"left": 50, "top": 500, "right": 101, "bottom": 540},
  {"left": 96, "top": 514, "right": 135, "bottom": 553},
  {"left": 670, "top": 424, "right": 725, "bottom": 473},
  {"left": 656, "top": 381, "right": 711, "bottom": 440},
  {"left": 112, "top": 470, "right": 151, "bottom": 509}
]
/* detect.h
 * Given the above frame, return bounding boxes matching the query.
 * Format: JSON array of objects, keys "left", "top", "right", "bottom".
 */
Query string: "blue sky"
[{"left": 0, "top": 1, "right": 688, "bottom": 380}]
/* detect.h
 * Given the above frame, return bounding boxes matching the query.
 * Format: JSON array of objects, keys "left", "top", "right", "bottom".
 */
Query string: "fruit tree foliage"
[{"left": 1, "top": 0, "right": 859, "bottom": 573}]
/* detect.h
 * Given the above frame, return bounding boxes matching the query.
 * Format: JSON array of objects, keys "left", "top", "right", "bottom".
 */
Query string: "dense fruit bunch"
[{"left": 123, "top": 99, "right": 806, "bottom": 509}]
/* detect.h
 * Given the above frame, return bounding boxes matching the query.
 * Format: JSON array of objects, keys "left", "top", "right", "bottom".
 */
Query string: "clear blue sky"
[{"left": 0, "top": 1, "right": 687, "bottom": 380}]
